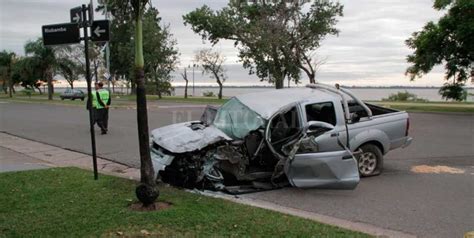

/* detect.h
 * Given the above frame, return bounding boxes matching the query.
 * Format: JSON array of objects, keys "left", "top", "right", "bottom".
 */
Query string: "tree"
[
  {"left": 57, "top": 59, "right": 81, "bottom": 89},
  {"left": 143, "top": 7, "right": 179, "bottom": 98},
  {"left": 99, "top": 3, "right": 178, "bottom": 96},
  {"left": 11, "top": 56, "right": 43, "bottom": 93},
  {"left": 0, "top": 51, "right": 16, "bottom": 97},
  {"left": 183, "top": 1, "right": 343, "bottom": 88},
  {"left": 99, "top": 0, "right": 159, "bottom": 207},
  {"left": 131, "top": 0, "right": 159, "bottom": 207},
  {"left": 405, "top": 0, "right": 473, "bottom": 100},
  {"left": 180, "top": 67, "right": 189, "bottom": 99},
  {"left": 299, "top": 51, "right": 327, "bottom": 84},
  {"left": 195, "top": 49, "right": 226, "bottom": 99},
  {"left": 439, "top": 82, "right": 468, "bottom": 101},
  {"left": 24, "top": 38, "right": 58, "bottom": 100}
]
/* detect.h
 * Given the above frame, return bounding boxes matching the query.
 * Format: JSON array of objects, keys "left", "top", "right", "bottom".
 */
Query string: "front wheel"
[{"left": 357, "top": 144, "right": 383, "bottom": 177}]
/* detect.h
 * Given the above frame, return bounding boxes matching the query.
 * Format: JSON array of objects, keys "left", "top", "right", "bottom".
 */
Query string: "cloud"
[{"left": 0, "top": 0, "right": 449, "bottom": 86}]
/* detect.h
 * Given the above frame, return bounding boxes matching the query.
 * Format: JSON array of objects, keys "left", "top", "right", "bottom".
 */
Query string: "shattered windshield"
[{"left": 213, "top": 98, "right": 265, "bottom": 139}]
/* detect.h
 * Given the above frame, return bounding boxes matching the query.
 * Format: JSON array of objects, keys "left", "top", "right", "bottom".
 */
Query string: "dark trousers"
[{"left": 94, "top": 108, "right": 109, "bottom": 132}]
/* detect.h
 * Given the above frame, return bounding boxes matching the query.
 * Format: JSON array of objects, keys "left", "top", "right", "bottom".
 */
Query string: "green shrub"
[
  {"left": 22, "top": 88, "right": 34, "bottom": 98},
  {"left": 202, "top": 91, "right": 215, "bottom": 97},
  {"left": 382, "top": 91, "right": 428, "bottom": 102}
]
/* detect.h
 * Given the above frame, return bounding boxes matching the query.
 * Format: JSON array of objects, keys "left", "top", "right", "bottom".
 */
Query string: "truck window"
[
  {"left": 305, "top": 102, "right": 336, "bottom": 126},
  {"left": 270, "top": 106, "right": 300, "bottom": 145}
]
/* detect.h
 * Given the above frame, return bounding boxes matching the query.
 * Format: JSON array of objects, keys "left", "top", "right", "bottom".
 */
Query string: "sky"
[{"left": 0, "top": 0, "right": 449, "bottom": 87}]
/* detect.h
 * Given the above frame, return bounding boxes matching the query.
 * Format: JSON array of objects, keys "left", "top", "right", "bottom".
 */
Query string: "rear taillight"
[{"left": 405, "top": 118, "right": 410, "bottom": 136}]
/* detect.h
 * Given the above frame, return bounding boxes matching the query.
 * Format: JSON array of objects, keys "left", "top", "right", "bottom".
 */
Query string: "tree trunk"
[
  {"left": 184, "top": 80, "right": 188, "bottom": 99},
  {"left": 69, "top": 81, "right": 74, "bottom": 89},
  {"left": 274, "top": 72, "right": 284, "bottom": 89},
  {"left": 217, "top": 80, "right": 223, "bottom": 99},
  {"left": 134, "top": 13, "right": 158, "bottom": 207},
  {"left": 46, "top": 68, "right": 53, "bottom": 100},
  {"left": 8, "top": 84, "right": 13, "bottom": 98},
  {"left": 35, "top": 85, "right": 42, "bottom": 94},
  {"left": 2, "top": 80, "right": 7, "bottom": 94},
  {"left": 8, "top": 75, "right": 13, "bottom": 98}
]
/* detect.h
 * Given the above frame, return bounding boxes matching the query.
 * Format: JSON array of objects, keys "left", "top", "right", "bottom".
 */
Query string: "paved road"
[{"left": 0, "top": 101, "right": 473, "bottom": 237}]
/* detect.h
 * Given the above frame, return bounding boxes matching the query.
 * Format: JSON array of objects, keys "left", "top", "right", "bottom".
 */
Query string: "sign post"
[
  {"left": 82, "top": 4, "right": 99, "bottom": 180},
  {"left": 42, "top": 2, "right": 110, "bottom": 180}
]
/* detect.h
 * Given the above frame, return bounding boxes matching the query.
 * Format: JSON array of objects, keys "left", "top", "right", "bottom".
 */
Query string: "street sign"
[
  {"left": 90, "top": 20, "right": 110, "bottom": 42},
  {"left": 70, "top": 6, "right": 82, "bottom": 24},
  {"left": 42, "top": 23, "right": 80, "bottom": 46}
]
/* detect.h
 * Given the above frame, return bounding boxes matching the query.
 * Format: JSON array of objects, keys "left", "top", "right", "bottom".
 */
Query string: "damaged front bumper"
[{"left": 150, "top": 146, "right": 175, "bottom": 176}]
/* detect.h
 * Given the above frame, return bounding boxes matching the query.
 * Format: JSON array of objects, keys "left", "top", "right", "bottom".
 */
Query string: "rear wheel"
[{"left": 357, "top": 144, "right": 383, "bottom": 177}]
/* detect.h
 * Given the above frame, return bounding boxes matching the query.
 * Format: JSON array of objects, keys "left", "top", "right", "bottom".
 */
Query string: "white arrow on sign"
[
  {"left": 93, "top": 26, "right": 106, "bottom": 37},
  {"left": 72, "top": 13, "right": 80, "bottom": 23}
]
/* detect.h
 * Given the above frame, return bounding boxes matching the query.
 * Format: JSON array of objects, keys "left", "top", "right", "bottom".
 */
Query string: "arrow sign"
[
  {"left": 70, "top": 7, "right": 82, "bottom": 24},
  {"left": 94, "top": 26, "right": 106, "bottom": 37},
  {"left": 42, "top": 23, "right": 80, "bottom": 46},
  {"left": 90, "top": 20, "right": 110, "bottom": 42}
]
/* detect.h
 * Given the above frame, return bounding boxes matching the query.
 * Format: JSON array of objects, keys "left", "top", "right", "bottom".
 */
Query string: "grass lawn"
[
  {"left": 0, "top": 168, "right": 370, "bottom": 237},
  {"left": 0, "top": 93, "right": 227, "bottom": 107}
]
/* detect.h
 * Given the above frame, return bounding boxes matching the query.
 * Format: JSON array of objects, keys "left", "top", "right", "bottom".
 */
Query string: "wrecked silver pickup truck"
[{"left": 150, "top": 84, "right": 412, "bottom": 193}]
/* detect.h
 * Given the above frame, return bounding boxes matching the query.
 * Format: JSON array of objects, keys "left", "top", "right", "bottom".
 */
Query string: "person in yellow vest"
[{"left": 92, "top": 82, "right": 111, "bottom": 134}]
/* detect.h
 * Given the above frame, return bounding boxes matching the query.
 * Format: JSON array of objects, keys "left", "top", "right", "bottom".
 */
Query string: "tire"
[
  {"left": 60, "top": 97, "right": 64, "bottom": 100},
  {"left": 357, "top": 144, "right": 383, "bottom": 177},
  {"left": 81, "top": 97, "right": 84, "bottom": 101},
  {"left": 72, "top": 98, "right": 76, "bottom": 101}
]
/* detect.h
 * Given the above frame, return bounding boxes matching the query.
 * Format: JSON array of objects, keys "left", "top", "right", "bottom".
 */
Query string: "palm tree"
[
  {"left": 131, "top": 0, "right": 159, "bottom": 207},
  {"left": 24, "top": 38, "right": 58, "bottom": 100},
  {"left": 97, "top": 0, "right": 159, "bottom": 208}
]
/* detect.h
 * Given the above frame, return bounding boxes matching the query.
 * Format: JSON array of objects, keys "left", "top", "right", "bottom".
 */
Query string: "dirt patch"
[
  {"left": 411, "top": 165, "right": 465, "bottom": 174},
  {"left": 129, "top": 201, "right": 172, "bottom": 212}
]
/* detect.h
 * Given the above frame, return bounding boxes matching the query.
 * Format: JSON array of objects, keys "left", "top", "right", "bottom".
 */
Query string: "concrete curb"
[
  {"left": 194, "top": 190, "right": 416, "bottom": 238},
  {"left": 1, "top": 132, "right": 416, "bottom": 238},
  {"left": 0, "top": 132, "right": 139, "bottom": 181}
]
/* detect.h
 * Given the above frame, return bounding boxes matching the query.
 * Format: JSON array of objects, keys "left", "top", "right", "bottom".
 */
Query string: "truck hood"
[{"left": 151, "top": 121, "right": 232, "bottom": 153}]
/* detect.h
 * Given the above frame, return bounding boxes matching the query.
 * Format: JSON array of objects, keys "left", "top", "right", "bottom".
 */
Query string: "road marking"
[{"left": 411, "top": 165, "right": 465, "bottom": 174}]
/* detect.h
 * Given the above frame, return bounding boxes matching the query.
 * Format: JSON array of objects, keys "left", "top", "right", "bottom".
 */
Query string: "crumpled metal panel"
[
  {"left": 286, "top": 150, "right": 360, "bottom": 189},
  {"left": 151, "top": 121, "right": 231, "bottom": 153}
]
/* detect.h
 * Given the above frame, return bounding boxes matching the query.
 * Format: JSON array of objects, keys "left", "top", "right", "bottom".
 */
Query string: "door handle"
[{"left": 330, "top": 132, "right": 339, "bottom": 137}]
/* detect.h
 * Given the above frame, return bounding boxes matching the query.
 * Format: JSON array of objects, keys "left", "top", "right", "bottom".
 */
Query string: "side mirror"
[
  {"left": 306, "top": 121, "right": 335, "bottom": 135},
  {"left": 351, "top": 113, "right": 360, "bottom": 123}
]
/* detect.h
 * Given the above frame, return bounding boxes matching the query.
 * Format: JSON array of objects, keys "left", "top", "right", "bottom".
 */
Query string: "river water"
[{"left": 171, "top": 87, "right": 474, "bottom": 102}]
